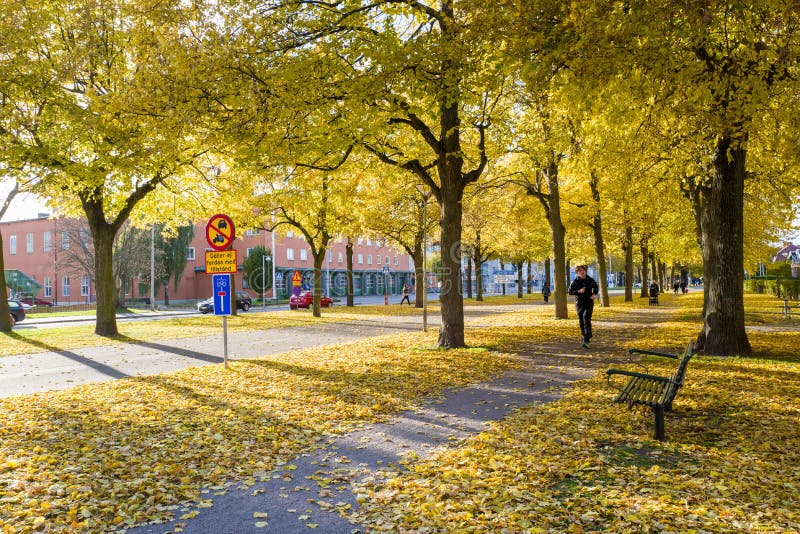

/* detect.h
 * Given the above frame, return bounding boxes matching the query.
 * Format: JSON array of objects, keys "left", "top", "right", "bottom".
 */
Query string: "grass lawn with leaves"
[{"left": 1, "top": 291, "right": 798, "bottom": 532}]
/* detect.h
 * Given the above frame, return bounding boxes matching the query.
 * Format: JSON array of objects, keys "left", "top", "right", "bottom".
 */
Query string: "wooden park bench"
[
  {"left": 782, "top": 299, "right": 800, "bottom": 319},
  {"left": 606, "top": 341, "right": 694, "bottom": 441}
]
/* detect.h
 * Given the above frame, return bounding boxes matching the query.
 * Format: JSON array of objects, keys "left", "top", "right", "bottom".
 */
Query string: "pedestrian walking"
[
  {"left": 400, "top": 283, "right": 411, "bottom": 305},
  {"left": 542, "top": 284, "right": 551, "bottom": 303},
  {"left": 567, "top": 264, "right": 599, "bottom": 348}
]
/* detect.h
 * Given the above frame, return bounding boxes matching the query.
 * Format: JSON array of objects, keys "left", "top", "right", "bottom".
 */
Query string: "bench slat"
[{"left": 607, "top": 341, "right": 694, "bottom": 441}]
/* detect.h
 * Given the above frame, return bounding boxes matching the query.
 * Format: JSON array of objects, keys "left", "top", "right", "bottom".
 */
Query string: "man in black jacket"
[{"left": 567, "top": 264, "right": 599, "bottom": 348}]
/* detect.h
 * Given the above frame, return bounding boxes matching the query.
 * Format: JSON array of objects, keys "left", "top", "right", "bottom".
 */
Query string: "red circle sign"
[{"left": 206, "top": 214, "right": 236, "bottom": 251}]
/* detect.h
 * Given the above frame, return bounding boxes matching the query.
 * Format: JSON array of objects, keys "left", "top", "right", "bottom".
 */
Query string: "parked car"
[
  {"left": 289, "top": 291, "right": 333, "bottom": 310},
  {"left": 197, "top": 291, "right": 252, "bottom": 313},
  {"left": 7, "top": 299, "right": 26, "bottom": 327},
  {"left": 17, "top": 296, "right": 53, "bottom": 307}
]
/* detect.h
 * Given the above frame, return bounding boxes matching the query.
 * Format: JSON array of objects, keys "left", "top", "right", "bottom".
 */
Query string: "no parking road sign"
[{"left": 206, "top": 214, "right": 236, "bottom": 251}]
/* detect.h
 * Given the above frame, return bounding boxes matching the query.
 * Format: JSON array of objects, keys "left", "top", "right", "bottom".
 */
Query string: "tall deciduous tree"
[
  {"left": 576, "top": 1, "right": 800, "bottom": 355},
  {"left": 0, "top": 181, "right": 18, "bottom": 331},
  {"left": 0, "top": 0, "right": 211, "bottom": 335}
]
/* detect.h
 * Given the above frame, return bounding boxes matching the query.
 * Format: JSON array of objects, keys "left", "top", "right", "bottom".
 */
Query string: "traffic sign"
[
  {"left": 291, "top": 270, "right": 302, "bottom": 296},
  {"left": 205, "top": 250, "right": 237, "bottom": 274},
  {"left": 212, "top": 274, "right": 232, "bottom": 316},
  {"left": 206, "top": 214, "right": 235, "bottom": 251},
  {"left": 382, "top": 266, "right": 389, "bottom": 273}
]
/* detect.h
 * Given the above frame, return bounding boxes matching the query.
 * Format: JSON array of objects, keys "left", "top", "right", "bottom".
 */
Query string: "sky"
[{"left": 0, "top": 189, "right": 50, "bottom": 223}]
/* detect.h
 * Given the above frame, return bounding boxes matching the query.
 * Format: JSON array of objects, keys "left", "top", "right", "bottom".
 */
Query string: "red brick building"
[{"left": 1, "top": 215, "right": 414, "bottom": 304}]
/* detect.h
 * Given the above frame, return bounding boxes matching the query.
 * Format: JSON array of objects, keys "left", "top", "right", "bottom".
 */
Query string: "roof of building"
[{"left": 773, "top": 242, "right": 800, "bottom": 262}]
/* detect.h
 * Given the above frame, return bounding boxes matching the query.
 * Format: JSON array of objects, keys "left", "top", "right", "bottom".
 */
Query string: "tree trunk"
[
  {"left": 346, "top": 238, "right": 354, "bottom": 307},
  {"left": 624, "top": 226, "right": 633, "bottom": 302},
  {"left": 437, "top": 194, "right": 465, "bottom": 348},
  {"left": 474, "top": 233, "right": 484, "bottom": 302},
  {"left": 516, "top": 262, "right": 523, "bottom": 298},
  {"left": 696, "top": 137, "right": 751, "bottom": 355},
  {"left": 640, "top": 244, "right": 649, "bottom": 298},
  {"left": 91, "top": 224, "right": 118, "bottom": 336},
  {"left": 544, "top": 161, "right": 568, "bottom": 319},
  {"left": 0, "top": 231, "right": 11, "bottom": 332},
  {"left": 413, "top": 242, "right": 425, "bottom": 308},
  {"left": 312, "top": 250, "right": 325, "bottom": 317},
  {"left": 465, "top": 255, "right": 473, "bottom": 299},
  {"left": 544, "top": 257, "right": 551, "bottom": 293},
  {"left": 526, "top": 262, "right": 532, "bottom": 294},
  {"left": 589, "top": 173, "right": 609, "bottom": 306},
  {"left": 500, "top": 260, "right": 506, "bottom": 296},
  {"left": 163, "top": 284, "right": 170, "bottom": 307}
]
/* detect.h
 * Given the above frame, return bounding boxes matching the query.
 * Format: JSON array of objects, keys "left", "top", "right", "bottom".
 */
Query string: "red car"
[{"left": 289, "top": 291, "right": 333, "bottom": 309}]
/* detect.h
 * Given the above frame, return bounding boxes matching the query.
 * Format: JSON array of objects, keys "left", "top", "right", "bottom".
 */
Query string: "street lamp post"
[
  {"left": 262, "top": 252, "right": 267, "bottom": 308},
  {"left": 417, "top": 187, "right": 428, "bottom": 332},
  {"left": 271, "top": 229, "right": 277, "bottom": 301}
]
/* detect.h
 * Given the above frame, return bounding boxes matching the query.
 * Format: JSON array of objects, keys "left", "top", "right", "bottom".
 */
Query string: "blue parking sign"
[{"left": 212, "top": 274, "right": 232, "bottom": 316}]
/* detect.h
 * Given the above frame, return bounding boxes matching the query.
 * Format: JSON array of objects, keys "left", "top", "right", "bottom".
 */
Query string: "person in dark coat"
[
  {"left": 400, "top": 283, "right": 411, "bottom": 305},
  {"left": 567, "top": 264, "right": 599, "bottom": 348},
  {"left": 542, "top": 284, "right": 551, "bottom": 303}
]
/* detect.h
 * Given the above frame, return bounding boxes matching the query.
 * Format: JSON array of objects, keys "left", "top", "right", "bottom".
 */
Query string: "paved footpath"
[{"left": 0, "top": 318, "right": 429, "bottom": 398}]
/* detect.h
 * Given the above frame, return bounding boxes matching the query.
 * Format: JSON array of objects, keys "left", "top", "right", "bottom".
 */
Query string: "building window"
[
  {"left": 187, "top": 247, "right": 195, "bottom": 260},
  {"left": 366, "top": 238, "right": 372, "bottom": 246},
  {"left": 61, "top": 233, "right": 70, "bottom": 250},
  {"left": 358, "top": 253, "right": 363, "bottom": 265},
  {"left": 367, "top": 254, "right": 372, "bottom": 265},
  {"left": 43, "top": 231, "right": 51, "bottom": 252},
  {"left": 357, "top": 238, "right": 362, "bottom": 245},
  {"left": 300, "top": 249, "right": 307, "bottom": 261},
  {"left": 376, "top": 255, "right": 382, "bottom": 265},
  {"left": 44, "top": 277, "right": 52, "bottom": 298},
  {"left": 286, "top": 230, "right": 294, "bottom": 238},
  {"left": 338, "top": 252, "right": 343, "bottom": 263},
  {"left": 246, "top": 247, "right": 253, "bottom": 257},
  {"left": 394, "top": 256, "right": 399, "bottom": 265},
  {"left": 327, "top": 250, "right": 332, "bottom": 262},
  {"left": 385, "top": 255, "right": 390, "bottom": 265},
  {"left": 62, "top": 276, "right": 70, "bottom": 297},
  {"left": 9, "top": 235, "right": 16, "bottom": 255},
  {"left": 287, "top": 248, "right": 295, "bottom": 260},
  {"left": 79, "top": 229, "right": 89, "bottom": 247},
  {"left": 245, "top": 228, "right": 261, "bottom": 236},
  {"left": 26, "top": 233, "right": 34, "bottom": 253},
  {"left": 81, "top": 275, "right": 91, "bottom": 297}
]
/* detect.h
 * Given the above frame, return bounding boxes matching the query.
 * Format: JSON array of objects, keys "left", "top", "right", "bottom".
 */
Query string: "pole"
[
  {"left": 326, "top": 250, "right": 330, "bottom": 296},
  {"left": 271, "top": 230, "right": 277, "bottom": 300},
  {"left": 150, "top": 225, "right": 155, "bottom": 311},
  {"left": 222, "top": 316, "right": 228, "bottom": 369},
  {"left": 262, "top": 253, "right": 266, "bottom": 308},
  {"left": 422, "top": 194, "right": 428, "bottom": 332}
]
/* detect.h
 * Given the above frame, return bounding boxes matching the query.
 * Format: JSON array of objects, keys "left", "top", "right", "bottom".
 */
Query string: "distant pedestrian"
[
  {"left": 568, "top": 264, "right": 599, "bottom": 348},
  {"left": 400, "top": 283, "right": 411, "bottom": 305},
  {"left": 673, "top": 280, "right": 680, "bottom": 294},
  {"left": 542, "top": 284, "right": 551, "bottom": 303},
  {"left": 680, "top": 280, "right": 687, "bottom": 294}
]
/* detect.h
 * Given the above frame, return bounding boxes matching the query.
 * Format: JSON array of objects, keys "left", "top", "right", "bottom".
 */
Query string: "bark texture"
[{"left": 695, "top": 138, "right": 752, "bottom": 355}]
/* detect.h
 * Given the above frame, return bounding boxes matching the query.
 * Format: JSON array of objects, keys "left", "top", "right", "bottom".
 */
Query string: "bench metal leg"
[{"left": 653, "top": 406, "right": 666, "bottom": 441}]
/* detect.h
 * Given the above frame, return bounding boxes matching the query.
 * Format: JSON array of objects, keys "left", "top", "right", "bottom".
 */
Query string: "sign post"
[
  {"left": 383, "top": 266, "right": 389, "bottom": 305},
  {"left": 212, "top": 274, "right": 232, "bottom": 369},
  {"left": 205, "top": 214, "right": 237, "bottom": 371}
]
